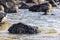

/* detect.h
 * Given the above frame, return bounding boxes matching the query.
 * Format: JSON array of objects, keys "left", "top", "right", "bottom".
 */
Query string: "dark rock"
[
  {"left": 29, "top": 2, "right": 49, "bottom": 12},
  {"left": 19, "top": 2, "right": 29, "bottom": 9},
  {"left": 4, "top": 8, "right": 17, "bottom": 13},
  {"left": 29, "top": 2, "right": 50, "bottom": 15},
  {"left": 26, "top": 0, "right": 34, "bottom": 3},
  {"left": 8, "top": 23, "right": 38, "bottom": 34},
  {"left": 0, "top": 12, "right": 7, "bottom": 22},
  {"left": 0, "top": 0, "right": 19, "bottom": 13},
  {"left": 4, "top": 5, "right": 18, "bottom": 13}
]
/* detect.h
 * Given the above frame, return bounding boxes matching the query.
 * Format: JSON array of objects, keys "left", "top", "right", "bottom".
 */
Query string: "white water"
[{"left": 0, "top": 7, "right": 60, "bottom": 40}]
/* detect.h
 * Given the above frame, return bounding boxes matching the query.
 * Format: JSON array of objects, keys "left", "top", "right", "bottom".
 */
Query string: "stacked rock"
[{"left": 8, "top": 23, "right": 38, "bottom": 34}]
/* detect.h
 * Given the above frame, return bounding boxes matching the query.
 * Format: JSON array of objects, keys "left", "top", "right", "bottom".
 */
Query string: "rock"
[
  {"left": 0, "top": 12, "right": 7, "bottom": 22},
  {"left": 0, "top": 1, "right": 5, "bottom": 11},
  {"left": 46, "top": 0, "right": 58, "bottom": 7},
  {"left": 8, "top": 23, "right": 38, "bottom": 34},
  {"left": 0, "top": 0, "right": 19, "bottom": 13},
  {"left": 4, "top": 2, "right": 19, "bottom": 13},
  {"left": 29, "top": 2, "right": 52, "bottom": 15},
  {"left": 19, "top": 2, "right": 29, "bottom": 9},
  {"left": 0, "top": 5, "right": 4, "bottom": 11},
  {"left": 26, "top": 0, "right": 34, "bottom": 3},
  {"left": 33, "top": 0, "right": 45, "bottom": 5},
  {"left": 4, "top": 5, "right": 18, "bottom": 13}
]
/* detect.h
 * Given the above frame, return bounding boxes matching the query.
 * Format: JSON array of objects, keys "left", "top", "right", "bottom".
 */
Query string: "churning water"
[{"left": 0, "top": 7, "right": 60, "bottom": 40}]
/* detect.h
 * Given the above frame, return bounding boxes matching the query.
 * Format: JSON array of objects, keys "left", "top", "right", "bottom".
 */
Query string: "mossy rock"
[{"left": 0, "top": 21, "right": 11, "bottom": 30}]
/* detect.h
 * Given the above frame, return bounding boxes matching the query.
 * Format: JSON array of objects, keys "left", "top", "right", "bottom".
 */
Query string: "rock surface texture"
[{"left": 8, "top": 23, "right": 38, "bottom": 34}]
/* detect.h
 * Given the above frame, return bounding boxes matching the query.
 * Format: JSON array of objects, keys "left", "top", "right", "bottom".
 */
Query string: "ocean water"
[
  {"left": 7, "top": 7, "right": 60, "bottom": 28},
  {"left": 0, "top": 7, "right": 60, "bottom": 40}
]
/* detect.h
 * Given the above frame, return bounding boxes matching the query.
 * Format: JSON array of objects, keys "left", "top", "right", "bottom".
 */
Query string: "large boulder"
[
  {"left": 8, "top": 23, "right": 38, "bottom": 34},
  {"left": 29, "top": 2, "right": 52, "bottom": 15}
]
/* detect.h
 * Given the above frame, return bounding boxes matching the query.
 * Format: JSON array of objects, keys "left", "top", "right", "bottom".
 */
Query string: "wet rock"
[
  {"left": 0, "top": 0, "right": 19, "bottom": 13},
  {"left": 8, "top": 23, "right": 38, "bottom": 34},
  {"left": 19, "top": 2, "right": 29, "bottom": 9},
  {"left": 29, "top": 2, "right": 52, "bottom": 15},
  {"left": 0, "top": 5, "right": 4, "bottom": 11},
  {"left": 0, "top": 12, "right": 7, "bottom": 22},
  {"left": 26, "top": 0, "right": 34, "bottom": 3},
  {"left": 29, "top": 2, "right": 50, "bottom": 12},
  {"left": 4, "top": 5, "right": 18, "bottom": 13}
]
